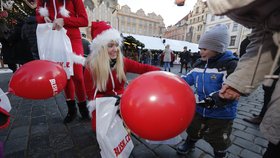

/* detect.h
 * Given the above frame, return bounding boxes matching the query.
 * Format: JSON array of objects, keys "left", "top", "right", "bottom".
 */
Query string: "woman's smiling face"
[{"left": 107, "top": 41, "right": 119, "bottom": 59}]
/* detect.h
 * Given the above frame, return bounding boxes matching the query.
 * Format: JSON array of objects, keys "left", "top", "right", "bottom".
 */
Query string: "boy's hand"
[{"left": 219, "top": 84, "right": 241, "bottom": 100}]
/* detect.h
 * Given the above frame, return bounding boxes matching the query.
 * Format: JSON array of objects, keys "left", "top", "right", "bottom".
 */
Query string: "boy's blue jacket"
[{"left": 181, "top": 51, "right": 239, "bottom": 119}]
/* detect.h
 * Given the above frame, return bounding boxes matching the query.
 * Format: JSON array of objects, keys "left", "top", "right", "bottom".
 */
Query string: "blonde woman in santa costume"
[
  {"left": 36, "top": 0, "right": 89, "bottom": 123},
  {"left": 84, "top": 21, "right": 161, "bottom": 131}
]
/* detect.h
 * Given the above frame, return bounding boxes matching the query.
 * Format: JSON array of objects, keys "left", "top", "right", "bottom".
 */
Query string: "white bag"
[
  {"left": 0, "top": 88, "right": 11, "bottom": 112},
  {"left": 96, "top": 97, "right": 134, "bottom": 158},
  {"left": 36, "top": 23, "right": 73, "bottom": 78}
]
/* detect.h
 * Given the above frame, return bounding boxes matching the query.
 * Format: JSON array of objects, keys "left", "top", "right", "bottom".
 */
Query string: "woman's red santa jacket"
[
  {"left": 36, "top": 0, "right": 88, "bottom": 39},
  {"left": 84, "top": 57, "right": 161, "bottom": 100}
]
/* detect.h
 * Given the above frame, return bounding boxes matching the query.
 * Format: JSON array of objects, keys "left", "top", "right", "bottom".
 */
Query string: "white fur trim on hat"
[
  {"left": 87, "top": 100, "right": 96, "bottom": 118},
  {"left": 90, "top": 28, "right": 122, "bottom": 57}
]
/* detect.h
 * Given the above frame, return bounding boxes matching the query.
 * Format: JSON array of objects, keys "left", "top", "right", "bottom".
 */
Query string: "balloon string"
[{"left": 0, "top": 92, "right": 9, "bottom": 97}]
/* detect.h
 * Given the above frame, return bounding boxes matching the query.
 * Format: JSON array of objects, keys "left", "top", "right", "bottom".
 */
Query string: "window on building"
[
  {"left": 189, "top": 26, "right": 193, "bottom": 32},
  {"left": 132, "top": 25, "right": 136, "bottom": 33},
  {"left": 196, "top": 7, "right": 199, "bottom": 14},
  {"left": 230, "top": 36, "right": 236, "bottom": 46},
  {"left": 127, "top": 26, "right": 131, "bottom": 33},
  {"left": 132, "top": 18, "right": 136, "bottom": 24},
  {"left": 127, "top": 16, "right": 130, "bottom": 24},
  {"left": 226, "top": 23, "right": 231, "bottom": 29},
  {"left": 211, "top": 15, "right": 215, "bottom": 21},
  {"left": 139, "top": 19, "right": 142, "bottom": 26},
  {"left": 197, "top": 35, "right": 200, "bottom": 41},
  {"left": 232, "top": 23, "right": 238, "bottom": 32}
]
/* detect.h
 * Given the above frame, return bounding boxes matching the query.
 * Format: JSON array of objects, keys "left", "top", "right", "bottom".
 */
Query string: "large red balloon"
[
  {"left": 9, "top": 60, "right": 67, "bottom": 99},
  {"left": 120, "top": 71, "right": 195, "bottom": 141}
]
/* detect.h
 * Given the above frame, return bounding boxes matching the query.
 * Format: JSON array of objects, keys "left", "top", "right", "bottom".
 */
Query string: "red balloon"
[
  {"left": 120, "top": 71, "right": 195, "bottom": 141},
  {"left": 9, "top": 60, "right": 67, "bottom": 99}
]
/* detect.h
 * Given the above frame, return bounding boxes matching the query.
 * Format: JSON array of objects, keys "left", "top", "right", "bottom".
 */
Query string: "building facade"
[
  {"left": 163, "top": 14, "right": 189, "bottom": 41},
  {"left": 116, "top": 5, "right": 165, "bottom": 37},
  {"left": 84, "top": 1, "right": 165, "bottom": 38},
  {"left": 186, "top": 0, "right": 208, "bottom": 44}
]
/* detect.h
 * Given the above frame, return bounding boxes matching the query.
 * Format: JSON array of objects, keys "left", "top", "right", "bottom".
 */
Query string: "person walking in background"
[
  {"left": 84, "top": 21, "right": 160, "bottom": 131},
  {"left": 163, "top": 44, "right": 172, "bottom": 72},
  {"left": 81, "top": 33, "right": 91, "bottom": 58},
  {"left": 0, "top": 18, "right": 33, "bottom": 73},
  {"left": 177, "top": 24, "right": 239, "bottom": 158},
  {"left": 36, "top": 0, "right": 90, "bottom": 123},
  {"left": 21, "top": 15, "right": 39, "bottom": 60},
  {"left": 179, "top": 46, "right": 190, "bottom": 73}
]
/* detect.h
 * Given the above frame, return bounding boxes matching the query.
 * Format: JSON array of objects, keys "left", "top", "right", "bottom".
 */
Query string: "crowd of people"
[{"left": 0, "top": 0, "right": 279, "bottom": 157}]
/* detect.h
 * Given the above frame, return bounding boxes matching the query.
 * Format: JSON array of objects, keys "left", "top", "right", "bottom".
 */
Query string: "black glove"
[{"left": 198, "top": 92, "right": 234, "bottom": 109}]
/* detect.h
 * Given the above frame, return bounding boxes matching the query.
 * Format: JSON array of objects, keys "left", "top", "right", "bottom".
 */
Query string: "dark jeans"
[
  {"left": 187, "top": 113, "right": 233, "bottom": 151},
  {"left": 263, "top": 142, "right": 280, "bottom": 158},
  {"left": 8, "top": 63, "right": 17, "bottom": 73},
  {"left": 260, "top": 67, "right": 280, "bottom": 117},
  {"left": 180, "top": 62, "right": 187, "bottom": 73}
]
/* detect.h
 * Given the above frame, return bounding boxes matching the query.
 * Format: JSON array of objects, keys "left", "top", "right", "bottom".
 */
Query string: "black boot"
[
  {"left": 169, "top": 68, "right": 171, "bottom": 72},
  {"left": 64, "top": 100, "right": 77, "bottom": 124},
  {"left": 214, "top": 150, "right": 227, "bottom": 158},
  {"left": 78, "top": 101, "right": 90, "bottom": 120},
  {"left": 176, "top": 137, "right": 196, "bottom": 155}
]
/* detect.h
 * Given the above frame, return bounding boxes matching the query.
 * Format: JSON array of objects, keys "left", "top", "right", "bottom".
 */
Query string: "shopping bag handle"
[{"left": 103, "top": 95, "right": 121, "bottom": 106}]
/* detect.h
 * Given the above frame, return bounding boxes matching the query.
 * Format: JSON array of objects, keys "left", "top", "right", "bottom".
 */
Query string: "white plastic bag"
[
  {"left": 36, "top": 23, "right": 73, "bottom": 78},
  {"left": 96, "top": 97, "right": 134, "bottom": 158},
  {"left": 0, "top": 88, "right": 11, "bottom": 112}
]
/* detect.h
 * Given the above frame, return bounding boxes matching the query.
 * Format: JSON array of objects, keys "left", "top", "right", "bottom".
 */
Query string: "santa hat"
[
  {"left": 39, "top": 0, "right": 70, "bottom": 18},
  {"left": 90, "top": 21, "right": 122, "bottom": 57}
]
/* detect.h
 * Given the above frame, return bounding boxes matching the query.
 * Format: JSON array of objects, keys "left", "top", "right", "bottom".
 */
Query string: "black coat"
[
  {"left": 21, "top": 16, "right": 39, "bottom": 59},
  {"left": 0, "top": 20, "right": 34, "bottom": 64},
  {"left": 179, "top": 51, "right": 190, "bottom": 64}
]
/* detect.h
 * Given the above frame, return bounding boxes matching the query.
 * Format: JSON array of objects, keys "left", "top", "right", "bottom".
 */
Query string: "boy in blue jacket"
[{"left": 177, "top": 24, "right": 238, "bottom": 158}]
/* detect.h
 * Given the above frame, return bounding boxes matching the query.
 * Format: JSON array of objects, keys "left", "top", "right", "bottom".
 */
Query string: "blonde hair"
[{"left": 86, "top": 41, "right": 127, "bottom": 92}]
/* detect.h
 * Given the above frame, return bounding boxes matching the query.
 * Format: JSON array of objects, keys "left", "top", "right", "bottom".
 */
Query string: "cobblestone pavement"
[{"left": 0, "top": 65, "right": 267, "bottom": 158}]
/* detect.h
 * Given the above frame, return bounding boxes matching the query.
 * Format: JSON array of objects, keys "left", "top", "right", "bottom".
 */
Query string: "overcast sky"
[{"left": 118, "top": 0, "right": 197, "bottom": 26}]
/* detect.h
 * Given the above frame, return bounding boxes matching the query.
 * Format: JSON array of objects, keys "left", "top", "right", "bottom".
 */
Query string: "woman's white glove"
[
  {"left": 52, "top": 18, "right": 64, "bottom": 31},
  {"left": 87, "top": 100, "right": 96, "bottom": 118}
]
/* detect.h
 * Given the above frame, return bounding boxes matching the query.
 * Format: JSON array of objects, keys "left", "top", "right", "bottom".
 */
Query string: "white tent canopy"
[{"left": 122, "top": 33, "right": 199, "bottom": 52}]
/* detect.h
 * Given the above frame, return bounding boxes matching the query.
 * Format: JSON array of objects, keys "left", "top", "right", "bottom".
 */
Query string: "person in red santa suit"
[
  {"left": 84, "top": 21, "right": 161, "bottom": 131},
  {"left": 36, "top": 0, "right": 89, "bottom": 123}
]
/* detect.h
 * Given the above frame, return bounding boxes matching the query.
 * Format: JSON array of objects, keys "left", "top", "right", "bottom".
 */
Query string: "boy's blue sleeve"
[{"left": 181, "top": 73, "right": 194, "bottom": 86}]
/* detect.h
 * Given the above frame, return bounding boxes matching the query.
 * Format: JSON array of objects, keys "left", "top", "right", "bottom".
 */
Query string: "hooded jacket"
[{"left": 182, "top": 51, "right": 238, "bottom": 119}]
